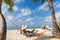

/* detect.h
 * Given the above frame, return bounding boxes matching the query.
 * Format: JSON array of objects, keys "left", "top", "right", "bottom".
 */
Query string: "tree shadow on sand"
[{"left": 35, "top": 36, "right": 53, "bottom": 40}]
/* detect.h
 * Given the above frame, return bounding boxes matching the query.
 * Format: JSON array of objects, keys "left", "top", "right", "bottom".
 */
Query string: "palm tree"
[
  {"left": 31, "top": 0, "right": 60, "bottom": 38},
  {"left": 0, "top": 0, "right": 14, "bottom": 40}
]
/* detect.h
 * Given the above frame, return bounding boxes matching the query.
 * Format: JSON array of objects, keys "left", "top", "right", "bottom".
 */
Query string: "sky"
[{"left": 0, "top": 0, "right": 60, "bottom": 29}]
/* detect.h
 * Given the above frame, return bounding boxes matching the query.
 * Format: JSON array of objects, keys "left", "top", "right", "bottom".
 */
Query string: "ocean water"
[
  {"left": 7, "top": 26, "right": 41, "bottom": 30},
  {"left": 7, "top": 26, "right": 52, "bottom": 30}
]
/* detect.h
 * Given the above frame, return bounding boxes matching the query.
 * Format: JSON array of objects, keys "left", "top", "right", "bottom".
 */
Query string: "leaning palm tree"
[
  {"left": 31, "top": 0, "right": 60, "bottom": 38},
  {"left": 0, "top": 0, "right": 14, "bottom": 40}
]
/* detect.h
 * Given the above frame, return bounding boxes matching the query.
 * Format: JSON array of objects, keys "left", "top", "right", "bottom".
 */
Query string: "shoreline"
[{"left": 7, "top": 27, "right": 52, "bottom": 30}]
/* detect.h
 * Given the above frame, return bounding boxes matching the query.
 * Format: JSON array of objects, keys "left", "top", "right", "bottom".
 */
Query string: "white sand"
[
  {"left": 6, "top": 28, "right": 60, "bottom": 40},
  {"left": 6, "top": 30, "right": 37, "bottom": 40}
]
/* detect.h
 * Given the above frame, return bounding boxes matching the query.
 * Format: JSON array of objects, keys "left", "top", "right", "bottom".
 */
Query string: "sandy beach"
[
  {"left": 6, "top": 30, "right": 37, "bottom": 40},
  {"left": 6, "top": 28, "right": 60, "bottom": 40}
]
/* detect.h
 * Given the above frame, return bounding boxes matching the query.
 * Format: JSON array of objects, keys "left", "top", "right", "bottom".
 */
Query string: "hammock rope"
[{"left": 4, "top": 15, "right": 20, "bottom": 29}]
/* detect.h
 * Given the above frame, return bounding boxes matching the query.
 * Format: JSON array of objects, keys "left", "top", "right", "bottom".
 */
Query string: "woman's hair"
[
  {"left": 23, "top": 29, "right": 26, "bottom": 33},
  {"left": 41, "top": 26, "right": 46, "bottom": 29}
]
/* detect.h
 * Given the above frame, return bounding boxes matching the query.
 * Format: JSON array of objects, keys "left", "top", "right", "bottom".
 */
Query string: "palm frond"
[
  {"left": 32, "top": 0, "right": 39, "bottom": 2},
  {"left": 30, "top": 0, "right": 39, "bottom": 5},
  {"left": 4, "top": 0, "right": 14, "bottom": 12},
  {"left": 35, "top": 0, "right": 39, "bottom": 2},
  {"left": 30, "top": 0, "right": 46, "bottom": 5},
  {"left": 30, "top": 0, "right": 34, "bottom": 5},
  {"left": 42, "top": 0, "right": 45, "bottom": 4},
  {"left": 42, "top": 0, "right": 48, "bottom": 4}
]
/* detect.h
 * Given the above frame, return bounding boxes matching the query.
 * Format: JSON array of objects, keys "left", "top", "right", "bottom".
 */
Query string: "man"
[{"left": 21, "top": 25, "right": 27, "bottom": 34}]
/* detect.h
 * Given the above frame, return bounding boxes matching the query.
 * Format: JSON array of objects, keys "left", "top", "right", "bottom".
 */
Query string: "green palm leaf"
[
  {"left": 30, "top": 0, "right": 39, "bottom": 5},
  {"left": 4, "top": 0, "right": 14, "bottom": 12}
]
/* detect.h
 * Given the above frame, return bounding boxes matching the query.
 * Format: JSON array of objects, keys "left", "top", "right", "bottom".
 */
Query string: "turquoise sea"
[
  {"left": 7, "top": 26, "right": 52, "bottom": 30},
  {"left": 7, "top": 26, "right": 39, "bottom": 30}
]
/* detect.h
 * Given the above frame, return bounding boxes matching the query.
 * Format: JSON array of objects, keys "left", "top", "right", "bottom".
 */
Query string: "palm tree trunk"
[
  {"left": 0, "top": 0, "right": 2, "bottom": 13},
  {"left": 0, "top": 0, "right": 7, "bottom": 40},
  {"left": 48, "top": 0, "right": 60, "bottom": 38}
]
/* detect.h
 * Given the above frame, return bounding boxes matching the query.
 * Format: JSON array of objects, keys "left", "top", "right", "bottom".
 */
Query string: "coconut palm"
[
  {"left": 0, "top": 0, "right": 14, "bottom": 40},
  {"left": 31, "top": 0, "right": 60, "bottom": 38}
]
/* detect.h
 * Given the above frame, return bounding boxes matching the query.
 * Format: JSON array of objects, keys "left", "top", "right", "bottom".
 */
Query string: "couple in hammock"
[{"left": 20, "top": 25, "right": 51, "bottom": 37}]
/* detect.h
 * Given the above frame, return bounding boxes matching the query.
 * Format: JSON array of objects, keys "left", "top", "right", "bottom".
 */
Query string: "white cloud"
[
  {"left": 17, "top": 16, "right": 38, "bottom": 26},
  {"left": 33, "top": 1, "right": 59, "bottom": 13},
  {"left": 15, "top": 13, "right": 21, "bottom": 19},
  {"left": 39, "top": 17, "right": 42, "bottom": 19},
  {"left": 13, "top": 6, "right": 18, "bottom": 11},
  {"left": 7, "top": 16, "right": 13, "bottom": 20},
  {"left": 32, "top": 2, "right": 49, "bottom": 13},
  {"left": 2, "top": 8, "right": 7, "bottom": 14},
  {"left": 55, "top": 11, "right": 60, "bottom": 22},
  {"left": 55, "top": 3, "right": 60, "bottom": 8},
  {"left": 25, "top": 16, "right": 38, "bottom": 22},
  {"left": 45, "top": 16, "right": 52, "bottom": 22},
  {"left": 21, "top": 8, "right": 31, "bottom": 16},
  {"left": 28, "top": 21, "right": 34, "bottom": 26},
  {"left": 18, "top": 19, "right": 22, "bottom": 23},
  {"left": 56, "top": 11, "right": 60, "bottom": 18},
  {"left": 53, "top": 1, "right": 60, "bottom": 8},
  {"left": 53, "top": 1, "right": 58, "bottom": 6},
  {"left": 15, "top": 0, "right": 24, "bottom": 3},
  {"left": 45, "top": 11, "right": 60, "bottom": 23},
  {"left": 25, "top": 18, "right": 33, "bottom": 22},
  {"left": 15, "top": 0, "right": 20, "bottom": 2},
  {"left": 38, "top": 2, "right": 49, "bottom": 11},
  {"left": 2, "top": 3, "right": 9, "bottom": 14},
  {"left": 15, "top": 8, "right": 31, "bottom": 19}
]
